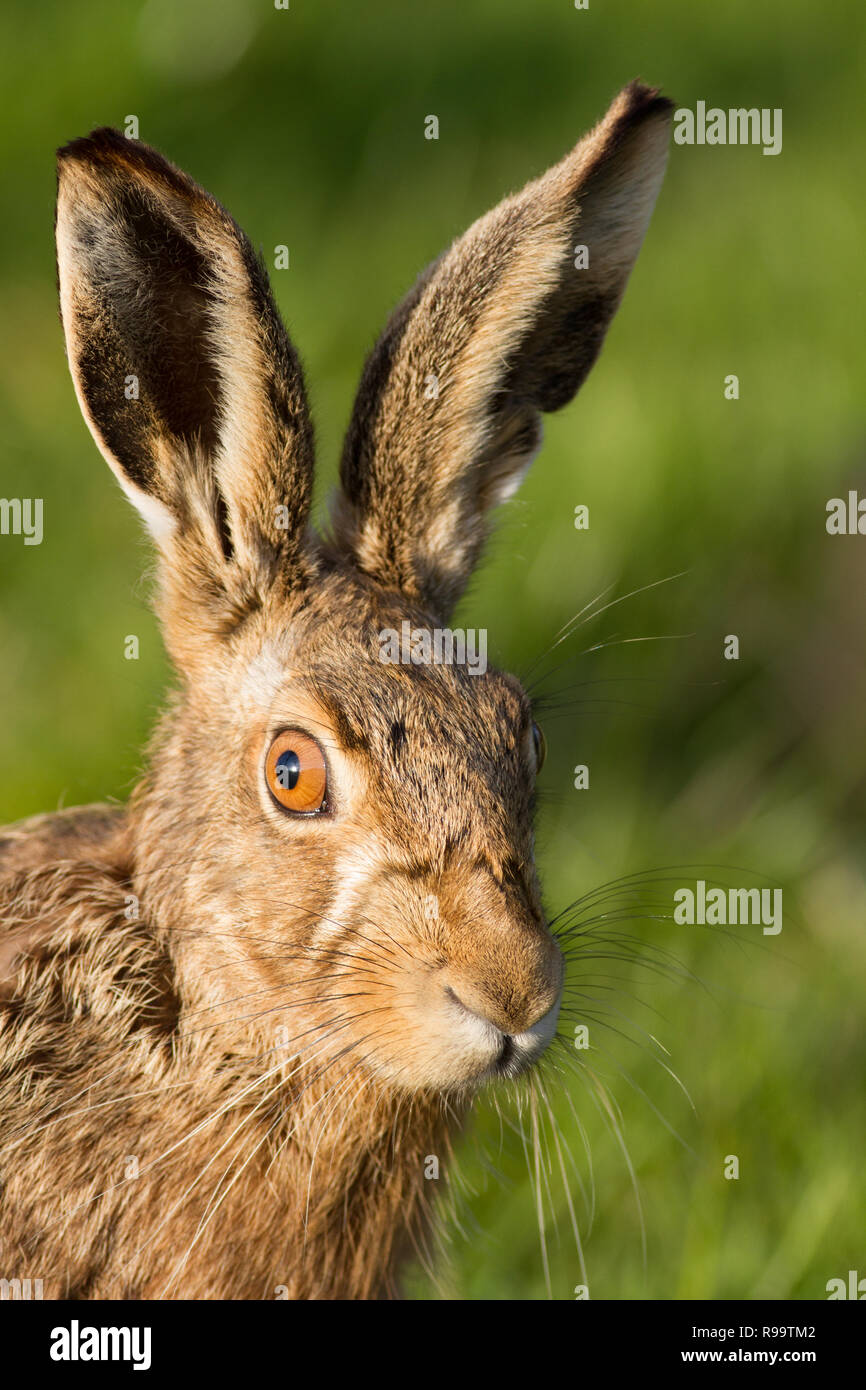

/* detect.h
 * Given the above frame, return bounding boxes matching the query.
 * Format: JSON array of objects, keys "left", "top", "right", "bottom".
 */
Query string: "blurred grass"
[{"left": 1, "top": 0, "right": 864, "bottom": 1299}]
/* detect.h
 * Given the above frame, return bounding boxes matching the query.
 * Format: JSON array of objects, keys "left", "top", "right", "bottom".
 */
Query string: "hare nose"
[{"left": 443, "top": 965, "right": 561, "bottom": 1038}]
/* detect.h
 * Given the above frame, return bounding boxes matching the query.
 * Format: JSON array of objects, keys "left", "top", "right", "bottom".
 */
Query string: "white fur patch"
[
  {"left": 115, "top": 472, "right": 175, "bottom": 543},
  {"left": 237, "top": 646, "right": 289, "bottom": 710},
  {"left": 312, "top": 844, "right": 383, "bottom": 947}
]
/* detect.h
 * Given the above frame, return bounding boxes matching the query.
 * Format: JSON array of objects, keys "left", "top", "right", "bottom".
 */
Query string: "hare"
[{"left": 0, "top": 81, "right": 672, "bottom": 1299}]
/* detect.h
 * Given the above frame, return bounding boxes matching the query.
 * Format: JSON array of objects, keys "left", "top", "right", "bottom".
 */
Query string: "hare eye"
[
  {"left": 265, "top": 730, "right": 328, "bottom": 814},
  {"left": 531, "top": 721, "right": 546, "bottom": 773}
]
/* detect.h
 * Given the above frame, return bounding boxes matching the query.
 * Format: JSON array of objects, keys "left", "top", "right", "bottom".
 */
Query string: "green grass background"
[{"left": 0, "top": 0, "right": 864, "bottom": 1299}]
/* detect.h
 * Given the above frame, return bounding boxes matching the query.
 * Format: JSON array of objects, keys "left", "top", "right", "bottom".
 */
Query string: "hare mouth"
[
  {"left": 444, "top": 986, "right": 561, "bottom": 1084},
  {"left": 493, "top": 1005, "right": 561, "bottom": 1080}
]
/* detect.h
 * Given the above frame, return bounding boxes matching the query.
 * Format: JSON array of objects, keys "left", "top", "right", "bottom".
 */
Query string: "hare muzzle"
[{"left": 343, "top": 861, "right": 564, "bottom": 1091}]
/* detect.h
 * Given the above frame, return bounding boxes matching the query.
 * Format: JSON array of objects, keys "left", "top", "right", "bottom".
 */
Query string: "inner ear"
[
  {"left": 72, "top": 186, "right": 223, "bottom": 498},
  {"left": 121, "top": 189, "right": 223, "bottom": 449},
  {"left": 57, "top": 126, "right": 320, "bottom": 661},
  {"left": 331, "top": 82, "right": 672, "bottom": 618}
]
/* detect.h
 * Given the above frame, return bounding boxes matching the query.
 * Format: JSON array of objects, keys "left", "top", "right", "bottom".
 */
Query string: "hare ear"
[
  {"left": 56, "top": 129, "right": 315, "bottom": 656},
  {"left": 333, "top": 81, "right": 672, "bottom": 617}
]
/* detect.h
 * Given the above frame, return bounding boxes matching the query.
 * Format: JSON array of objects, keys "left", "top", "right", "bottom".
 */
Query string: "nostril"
[
  {"left": 443, "top": 984, "right": 508, "bottom": 1034},
  {"left": 444, "top": 985, "right": 464, "bottom": 1009},
  {"left": 445, "top": 986, "right": 517, "bottom": 1070},
  {"left": 444, "top": 985, "right": 487, "bottom": 1024},
  {"left": 525, "top": 984, "right": 563, "bottom": 1033}
]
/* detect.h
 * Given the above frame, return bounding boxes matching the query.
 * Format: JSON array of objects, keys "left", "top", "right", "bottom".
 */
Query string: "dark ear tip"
[
  {"left": 620, "top": 79, "right": 676, "bottom": 123},
  {"left": 55, "top": 128, "right": 203, "bottom": 210},
  {"left": 57, "top": 127, "right": 129, "bottom": 168}
]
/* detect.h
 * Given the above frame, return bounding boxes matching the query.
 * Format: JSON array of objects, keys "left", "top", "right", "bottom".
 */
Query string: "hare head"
[{"left": 55, "top": 83, "right": 671, "bottom": 1100}]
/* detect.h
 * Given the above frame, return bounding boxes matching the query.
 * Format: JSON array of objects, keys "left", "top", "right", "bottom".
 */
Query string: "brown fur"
[{"left": 0, "top": 82, "right": 671, "bottom": 1299}]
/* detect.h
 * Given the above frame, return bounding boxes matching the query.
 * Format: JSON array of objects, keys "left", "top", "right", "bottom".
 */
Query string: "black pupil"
[{"left": 275, "top": 750, "right": 301, "bottom": 790}]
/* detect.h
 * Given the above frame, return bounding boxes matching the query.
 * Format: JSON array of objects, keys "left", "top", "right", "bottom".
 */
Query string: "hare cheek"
[{"left": 310, "top": 845, "right": 384, "bottom": 947}]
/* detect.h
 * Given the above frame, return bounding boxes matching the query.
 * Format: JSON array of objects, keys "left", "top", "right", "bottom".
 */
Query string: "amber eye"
[
  {"left": 265, "top": 730, "right": 328, "bottom": 814},
  {"left": 531, "top": 721, "right": 546, "bottom": 773}
]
